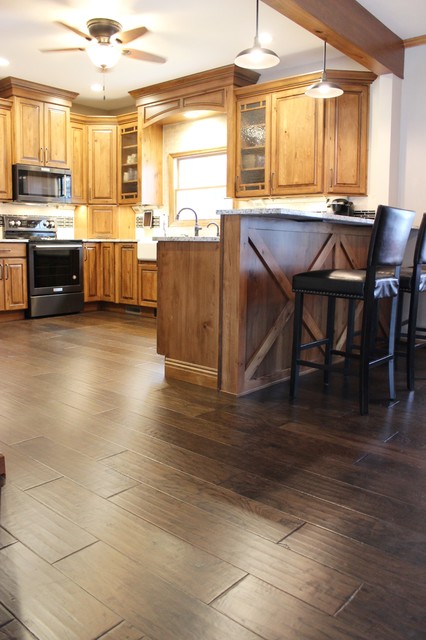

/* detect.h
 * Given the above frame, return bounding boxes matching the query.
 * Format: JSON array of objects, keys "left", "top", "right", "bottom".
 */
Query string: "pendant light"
[
  {"left": 234, "top": 0, "right": 280, "bottom": 70},
  {"left": 305, "top": 40, "right": 343, "bottom": 99}
]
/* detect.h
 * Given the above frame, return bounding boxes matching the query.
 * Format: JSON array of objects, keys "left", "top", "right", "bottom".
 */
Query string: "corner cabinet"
[
  {"left": 233, "top": 71, "right": 375, "bottom": 198},
  {"left": 118, "top": 120, "right": 138, "bottom": 203}
]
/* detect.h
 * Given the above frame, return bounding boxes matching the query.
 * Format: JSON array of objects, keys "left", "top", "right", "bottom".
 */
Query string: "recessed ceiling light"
[
  {"left": 0, "top": 57, "right": 10, "bottom": 67},
  {"left": 91, "top": 83, "right": 103, "bottom": 93}
]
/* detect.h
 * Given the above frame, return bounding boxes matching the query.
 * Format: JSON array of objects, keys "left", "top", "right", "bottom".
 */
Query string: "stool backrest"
[
  {"left": 413, "top": 212, "right": 426, "bottom": 266},
  {"left": 368, "top": 205, "right": 415, "bottom": 267}
]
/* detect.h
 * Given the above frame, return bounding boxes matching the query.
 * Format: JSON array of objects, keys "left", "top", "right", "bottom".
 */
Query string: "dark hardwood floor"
[{"left": 0, "top": 311, "right": 426, "bottom": 640}]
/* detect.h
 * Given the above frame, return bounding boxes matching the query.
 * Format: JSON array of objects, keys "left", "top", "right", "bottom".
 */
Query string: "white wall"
[{"left": 398, "top": 45, "right": 426, "bottom": 224}]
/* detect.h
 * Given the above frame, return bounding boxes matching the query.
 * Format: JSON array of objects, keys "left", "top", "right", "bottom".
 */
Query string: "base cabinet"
[
  {"left": 83, "top": 242, "right": 157, "bottom": 310},
  {"left": 0, "top": 244, "right": 28, "bottom": 311},
  {"left": 116, "top": 243, "right": 138, "bottom": 305},
  {"left": 138, "top": 262, "right": 158, "bottom": 308},
  {"left": 83, "top": 243, "right": 100, "bottom": 302}
]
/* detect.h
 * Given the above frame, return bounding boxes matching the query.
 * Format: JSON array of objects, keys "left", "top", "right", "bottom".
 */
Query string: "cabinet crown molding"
[{"left": 0, "top": 76, "right": 78, "bottom": 107}]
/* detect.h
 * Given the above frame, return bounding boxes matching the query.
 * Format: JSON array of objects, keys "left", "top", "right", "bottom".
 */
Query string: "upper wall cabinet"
[
  {"left": 324, "top": 83, "right": 369, "bottom": 195},
  {"left": 70, "top": 115, "right": 87, "bottom": 204},
  {"left": 87, "top": 123, "right": 117, "bottom": 204},
  {"left": 0, "top": 77, "right": 77, "bottom": 169},
  {"left": 0, "top": 99, "right": 12, "bottom": 200},
  {"left": 233, "top": 70, "right": 375, "bottom": 198}
]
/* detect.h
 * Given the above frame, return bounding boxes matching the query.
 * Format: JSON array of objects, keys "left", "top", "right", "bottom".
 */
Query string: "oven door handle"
[{"left": 33, "top": 244, "right": 82, "bottom": 249}]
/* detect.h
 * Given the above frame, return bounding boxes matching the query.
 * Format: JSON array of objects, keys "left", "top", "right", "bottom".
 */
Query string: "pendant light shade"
[
  {"left": 235, "top": 0, "right": 280, "bottom": 70},
  {"left": 305, "top": 40, "right": 343, "bottom": 99}
]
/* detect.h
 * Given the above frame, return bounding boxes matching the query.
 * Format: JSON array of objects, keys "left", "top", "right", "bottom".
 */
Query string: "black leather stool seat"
[
  {"left": 399, "top": 267, "right": 426, "bottom": 293},
  {"left": 293, "top": 269, "right": 399, "bottom": 299},
  {"left": 396, "top": 213, "right": 426, "bottom": 390},
  {"left": 290, "top": 204, "right": 415, "bottom": 415}
]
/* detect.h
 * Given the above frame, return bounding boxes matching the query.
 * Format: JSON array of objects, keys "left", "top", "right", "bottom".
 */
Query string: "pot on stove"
[{"left": 327, "top": 198, "right": 354, "bottom": 216}]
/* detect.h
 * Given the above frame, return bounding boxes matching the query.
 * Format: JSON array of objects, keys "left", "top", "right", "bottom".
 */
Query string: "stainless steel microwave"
[{"left": 12, "top": 164, "right": 72, "bottom": 204}]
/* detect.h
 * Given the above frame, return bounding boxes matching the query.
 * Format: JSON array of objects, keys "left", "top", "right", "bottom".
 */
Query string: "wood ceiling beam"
[{"left": 263, "top": 0, "right": 405, "bottom": 78}]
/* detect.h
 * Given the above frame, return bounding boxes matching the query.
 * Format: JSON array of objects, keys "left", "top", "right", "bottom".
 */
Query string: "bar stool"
[
  {"left": 396, "top": 212, "right": 426, "bottom": 390},
  {"left": 289, "top": 205, "right": 415, "bottom": 415}
]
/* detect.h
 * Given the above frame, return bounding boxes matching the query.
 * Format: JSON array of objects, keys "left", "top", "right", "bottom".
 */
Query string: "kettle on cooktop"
[{"left": 327, "top": 198, "right": 355, "bottom": 215}]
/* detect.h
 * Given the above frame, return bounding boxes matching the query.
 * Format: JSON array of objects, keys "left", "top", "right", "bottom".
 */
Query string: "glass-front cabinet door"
[
  {"left": 118, "top": 122, "right": 138, "bottom": 203},
  {"left": 235, "top": 95, "right": 271, "bottom": 197}
]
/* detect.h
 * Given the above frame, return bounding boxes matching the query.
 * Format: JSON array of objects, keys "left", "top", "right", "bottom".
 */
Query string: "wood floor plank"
[
  {"left": 0, "top": 526, "right": 16, "bottom": 549},
  {"left": 335, "top": 582, "right": 426, "bottom": 639},
  {"left": 96, "top": 621, "right": 145, "bottom": 639},
  {"left": 0, "top": 603, "right": 14, "bottom": 627},
  {"left": 0, "top": 483, "right": 97, "bottom": 563},
  {"left": 0, "top": 542, "right": 121, "bottom": 640},
  {"left": 27, "top": 477, "right": 246, "bottom": 604},
  {"left": 103, "top": 449, "right": 303, "bottom": 542},
  {"left": 13, "top": 437, "right": 138, "bottom": 498},
  {"left": 0, "top": 619, "right": 38, "bottom": 639},
  {"left": 212, "top": 575, "right": 371, "bottom": 640},
  {"left": 108, "top": 483, "right": 361, "bottom": 615},
  {"left": 0, "top": 441, "right": 62, "bottom": 490},
  {"left": 282, "top": 523, "right": 426, "bottom": 608},
  {"left": 55, "top": 541, "right": 263, "bottom": 640},
  {"left": 221, "top": 470, "right": 426, "bottom": 565}
]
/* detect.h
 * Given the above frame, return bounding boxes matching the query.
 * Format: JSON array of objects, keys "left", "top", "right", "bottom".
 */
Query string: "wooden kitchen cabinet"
[
  {"left": 324, "top": 83, "right": 369, "bottom": 195},
  {"left": 235, "top": 95, "right": 271, "bottom": 197},
  {"left": 118, "top": 119, "right": 138, "bottom": 203},
  {"left": 138, "top": 261, "right": 157, "bottom": 308},
  {"left": 12, "top": 97, "right": 70, "bottom": 168},
  {"left": 0, "top": 99, "right": 12, "bottom": 200},
  {"left": 87, "top": 205, "right": 117, "bottom": 239},
  {"left": 236, "top": 88, "right": 324, "bottom": 196},
  {"left": 83, "top": 242, "right": 100, "bottom": 302},
  {"left": 116, "top": 243, "right": 138, "bottom": 305},
  {"left": 271, "top": 87, "right": 324, "bottom": 195},
  {"left": 0, "top": 244, "right": 28, "bottom": 311},
  {"left": 87, "top": 123, "right": 117, "bottom": 204},
  {"left": 70, "top": 116, "right": 87, "bottom": 203},
  {"left": 233, "top": 71, "right": 374, "bottom": 198},
  {"left": 100, "top": 242, "right": 115, "bottom": 302}
]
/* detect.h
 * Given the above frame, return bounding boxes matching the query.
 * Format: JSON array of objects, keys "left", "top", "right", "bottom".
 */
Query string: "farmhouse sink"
[{"left": 137, "top": 241, "right": 157, "bottom": 261}]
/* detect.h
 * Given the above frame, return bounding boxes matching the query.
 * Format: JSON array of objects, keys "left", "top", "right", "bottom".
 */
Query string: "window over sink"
[{"left": 168, "top": 148, "right": 232, "bottom": 224}]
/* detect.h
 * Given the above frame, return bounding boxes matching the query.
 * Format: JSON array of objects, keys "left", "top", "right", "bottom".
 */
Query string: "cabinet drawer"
[{"left": 0, "top": 243, "right": 27, "bottom": 258}]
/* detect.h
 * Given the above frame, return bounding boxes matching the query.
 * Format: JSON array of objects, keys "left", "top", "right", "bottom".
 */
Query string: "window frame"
[{"left": 168, "top": 146, "right": 228, "bottom": 228}]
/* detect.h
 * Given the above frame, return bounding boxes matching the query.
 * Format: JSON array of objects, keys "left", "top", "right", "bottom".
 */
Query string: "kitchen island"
[{"left": 156, "top": 210, "right": 375, "bottom": 395}]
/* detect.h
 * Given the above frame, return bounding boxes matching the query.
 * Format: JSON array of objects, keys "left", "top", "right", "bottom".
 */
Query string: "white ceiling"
[{"left": 0, "top": 0, "right": 425, "bottom": 112}]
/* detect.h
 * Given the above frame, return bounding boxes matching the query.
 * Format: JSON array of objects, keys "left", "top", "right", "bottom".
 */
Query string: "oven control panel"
[{"left": 4, "top": 215, "right": 58, "bottom": 239}]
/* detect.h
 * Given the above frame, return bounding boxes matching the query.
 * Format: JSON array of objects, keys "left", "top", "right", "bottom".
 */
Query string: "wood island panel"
[
  {"left": 219, "top": 214, "right": 373, "bottom": 396},
  {"left": 157, "top": 240, "right": 220, "bottom": 389}
]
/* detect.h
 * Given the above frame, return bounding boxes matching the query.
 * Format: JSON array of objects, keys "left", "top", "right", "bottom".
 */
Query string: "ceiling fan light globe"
[{"left": 87, "top": 42, "right": 121, "bottom": 69}]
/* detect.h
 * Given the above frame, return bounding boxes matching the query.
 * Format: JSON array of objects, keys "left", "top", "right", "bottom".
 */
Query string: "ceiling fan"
[{"left": 41, "top": 18, "right": 166, "bottom": 70}]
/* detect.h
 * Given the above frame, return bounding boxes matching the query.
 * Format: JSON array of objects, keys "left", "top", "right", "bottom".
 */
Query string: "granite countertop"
[
  {"left": 216, "top": 208, "right": 375, "bottom": 226},
  {"left": 154, "top": 236, "right": 220, "bottom": 242},
  {"left": 0, "top": 238, "right": 29, "bottom": 243}
]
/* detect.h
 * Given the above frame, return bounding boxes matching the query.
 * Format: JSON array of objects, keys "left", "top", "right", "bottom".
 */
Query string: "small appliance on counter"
[{"left": 327, "top": 198, "right": 354, "bottom": 216}]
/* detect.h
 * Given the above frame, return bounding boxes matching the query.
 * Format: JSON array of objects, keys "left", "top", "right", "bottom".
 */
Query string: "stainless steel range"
[{"left": 4, "top": 215, "right": 84, "bottom": 319}]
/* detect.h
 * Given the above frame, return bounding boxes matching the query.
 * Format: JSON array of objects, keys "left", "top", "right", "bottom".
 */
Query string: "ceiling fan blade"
[
  {"left": 117, "top": 26, "right": 148, "bottom": 45},
  {"left": 40, "top": 47, "right": 86, "bottom": 53},
  {"left": 122, "top": 48, "right": 166, "bottom": 64},
  {"left": 54, "top": 20, "right": 92, "bottom": 41}
]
